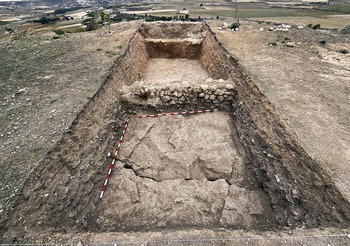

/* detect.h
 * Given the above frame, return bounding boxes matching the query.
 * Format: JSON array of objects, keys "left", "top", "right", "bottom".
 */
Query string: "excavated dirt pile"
[{"left": 1, "top": 22, "right": 350, "bottom": 241}]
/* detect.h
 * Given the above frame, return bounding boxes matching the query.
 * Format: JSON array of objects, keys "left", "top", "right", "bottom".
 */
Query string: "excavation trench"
[{"left": 1, "top": 22, "right": 350, "bottom": 240}]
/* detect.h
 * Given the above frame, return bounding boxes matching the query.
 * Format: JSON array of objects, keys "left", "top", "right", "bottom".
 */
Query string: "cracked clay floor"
[{"left": 93, "top": 111, "right": 274, "bottom": 231}]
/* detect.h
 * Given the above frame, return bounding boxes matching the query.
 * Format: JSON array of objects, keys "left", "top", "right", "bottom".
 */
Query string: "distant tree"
[
  {"left": 230, "top": 8, "right": 240, "bottom": 31},
  {"left": 185, "top": 14, "right": 189, "bottom": 20},
  {"left": 83, "top": 18, "right": 99, "bottom": 31},
  {"left": 100, "top": 11, "right": 111, "bottom": 32},
  {"left": 100, "top": 11, "right": 106, "bottom": 23},
  {"left": 39, "top": 17, "right": 49, "bottom": 24}
]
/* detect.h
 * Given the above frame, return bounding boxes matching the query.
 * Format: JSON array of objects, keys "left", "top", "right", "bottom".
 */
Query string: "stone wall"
[{"left": 122, "top": 79, "right": 236, "bottom": 107}]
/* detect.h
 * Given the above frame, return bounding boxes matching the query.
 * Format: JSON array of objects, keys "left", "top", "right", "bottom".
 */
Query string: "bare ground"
[
  {"left": 1, "top": 20, "right": 350, "bottom": 244},
  {"left": 211, "top": 20, "right": 350, "bottom": 200},
  {"left": 0, "top": 21, "right": 140, "bottom": 210}
]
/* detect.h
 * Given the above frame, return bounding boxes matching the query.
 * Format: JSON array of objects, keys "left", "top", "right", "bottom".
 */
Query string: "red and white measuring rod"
[
  {"left": 99, "top": 116, "right": 130, "bottom": 199},
  {"left": 137, "top": 109, "right": 218, "bottom": 118}
]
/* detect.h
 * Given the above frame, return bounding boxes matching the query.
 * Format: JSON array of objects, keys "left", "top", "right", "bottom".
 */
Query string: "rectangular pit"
[
  {"left": 95, "top": 111, "right": 272, "bottom": 230},
  {"left": 2, "top": 22, "right": 350, "bottom": 242}
]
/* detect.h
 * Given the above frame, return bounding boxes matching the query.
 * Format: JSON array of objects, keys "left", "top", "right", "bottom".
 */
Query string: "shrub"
[
  {"left": 313, "top": 24, "right": 321, "bottom": 30},
  {"left": 105, "top": 51, "right": 117, "bottom": 57},
  {"left": 306, "top": 24, "right": 313, "bottom": 28},
  {"left": 268, "top": 42, "right": 277, "bottom": 46},
  {"left": 340, "top": 49, "right": 349, "bottom": 54},
  {"left": 5, "top": 27, "right": 14, "bottom": 33},
  {"left": 87, "top": 12, "right": 95, "bottom": 18},
  {"left": 117, "top": 45, "right": 122, "bottom": 49},
  {"left": 53, "top": 29, "right": 65, "bottom": 35},
  {"left": 229, "top": 22, "right": 240, "bottom": 31},
  {"left": 83, "top": 18, "right": 99, "bottom": 31},
  {"left": 52, "top": 36, "right": 60, "bottom": 39},
  {"left": 35, "top": 16, "right": 59, "bottom": 25}
]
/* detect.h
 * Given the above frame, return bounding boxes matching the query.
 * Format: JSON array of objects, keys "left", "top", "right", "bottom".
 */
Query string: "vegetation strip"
[
  {"left": 137, "top": 109, "right": 218, "bottom": 118},
  {"left": 99, "top": 116, "right": 130, "bottom": 199}
]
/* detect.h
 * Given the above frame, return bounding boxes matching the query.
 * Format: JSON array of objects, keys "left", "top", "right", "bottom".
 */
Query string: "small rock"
[
  {"left": 198, "top": 93, "right": 205, "bottom": 98},
  {"left": 218, "top": 79, "right": 224, "bottom": 83},
  {"left": 286, "top": 42, "right": 296, "bottom": 47},
  {"left": 215, "top": 89, "right": 224, "bottom": 96},
  {"left": 200, "top": 84, "right": 209, "bottom": 90},
  {"left": 77, "top": 242, "right": 83, "bottom": 246},
  {"left": 268, "top": 27, "right": 274, "bottom": 31},
  {"left": 169, "top": 100, "right": 176, "bottom": 105},
  {"left": 225, "top": 84, "right": 234, "bottom": 90},
  {"left": 209, "top": 85, "right": 217, "bottom": 91},
  {"left": 209, "top": 94, "right": 216, "bottom": 100},
  {"left": 174, "top": 90, "right": 182, "bottom": 98},
  {"left": 15, "top": 88, "right": 27, "bottom": 95},
  {"left": 204, "top": 94, "right": 210, "bottom": 100},
  {"left": 260, "top": 27, "right": 264, "bottom": 31},
  {"left": 297, "top": 25, "right": 304, "bottom": 30},
  {"left": 217, "top": 96, "right": 225, "bottom": 102},
  {"left": 206, "top": 78, "right": 213, "bottom": 83},
  {"left": 276, "top": 175, "right": 280, "bottom": 183},
  {"left": 162, "top": 96, "right": 170, "bottom": 101}
]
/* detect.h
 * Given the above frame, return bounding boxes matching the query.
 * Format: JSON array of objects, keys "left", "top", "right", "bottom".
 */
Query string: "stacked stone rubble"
[{"left": 127, "top": 80, "right": 236, "bottom": 106}]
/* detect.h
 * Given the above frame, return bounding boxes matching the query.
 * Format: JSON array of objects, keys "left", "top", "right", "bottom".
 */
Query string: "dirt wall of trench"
[
  {"left": 0, "top": 29, "right": 148, "bottom": 239},
  {"left": 199, "top": 23, "right": 350, "bottom": 227}
]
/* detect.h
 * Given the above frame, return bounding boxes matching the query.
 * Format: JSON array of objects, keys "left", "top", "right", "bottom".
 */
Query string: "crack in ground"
[
  {"left": 120, "top": 158, "right": 232, "bottom": 185},
  {"left": 167, "top": 121, "right": 183, "bottom": 150},
  {"left": 218, "top": 184, "right": 230, "bottom": 226},
  {"left": 121, "top": 160, "right": 160, "bottom": 182},
  {"left": 193, "top": 157, "right": 232, "bottom": 185},
  {"left": 124, "top": 119, "right": 158, "bottom": 161}
]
